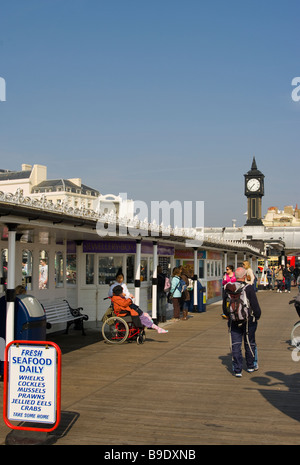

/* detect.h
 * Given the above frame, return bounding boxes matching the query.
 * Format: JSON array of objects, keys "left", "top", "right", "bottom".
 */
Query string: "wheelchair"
[{"left": 102, "top": 299, "right": 146, "bottom": 345}]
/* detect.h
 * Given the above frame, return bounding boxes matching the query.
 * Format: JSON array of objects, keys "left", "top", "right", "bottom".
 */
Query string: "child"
[{"left": 110, "top": 285, "right": 168, "bottom": 334}]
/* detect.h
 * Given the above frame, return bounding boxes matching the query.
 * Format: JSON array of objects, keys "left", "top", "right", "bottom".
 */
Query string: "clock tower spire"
[{"left": 244, "top": 157, "right": 265, "bottom": 226}]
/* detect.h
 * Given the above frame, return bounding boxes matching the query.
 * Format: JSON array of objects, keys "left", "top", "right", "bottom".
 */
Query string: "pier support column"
[
  {"left": 134, "top": 239, "right": 141, "bottom": 306},
  {"left": 193, "top": 247, "right": 198, "bottom": 312},
  {"left": 5, "top": 224, "right": 18, "bottom": 345},
  {"left": 151, "top": 241, "right": 158, "bottom": 322}
]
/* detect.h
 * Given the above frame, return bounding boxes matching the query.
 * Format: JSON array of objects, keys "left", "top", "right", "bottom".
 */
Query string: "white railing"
[{"left": 0, "top": 188, "right": 261, "bottom": 253}]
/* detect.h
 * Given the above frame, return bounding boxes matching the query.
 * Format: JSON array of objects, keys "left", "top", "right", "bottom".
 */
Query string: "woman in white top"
[{"left": 108, "top": 272, "right": 134, "bottom": 299}]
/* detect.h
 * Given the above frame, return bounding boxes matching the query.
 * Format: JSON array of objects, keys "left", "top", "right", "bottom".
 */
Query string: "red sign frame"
[{"left": 3, "top": 340, "right": 61, "bottom": 432}]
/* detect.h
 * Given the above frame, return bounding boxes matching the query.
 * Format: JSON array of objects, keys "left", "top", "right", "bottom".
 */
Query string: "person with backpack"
[
  {"left": 224, "top": 267, "right": 262, "bottom": 377},
  {"left": 170, "top": 267, "right": 185, "bottom": 321},
  {"left": 180, "top": 265, "right": 193, "bottom": 320}
]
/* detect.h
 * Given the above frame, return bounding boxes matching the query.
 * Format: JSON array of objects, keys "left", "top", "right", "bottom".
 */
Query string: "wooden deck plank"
[{"left": 1, "top": 289, "right": 300, "bottom": 445}]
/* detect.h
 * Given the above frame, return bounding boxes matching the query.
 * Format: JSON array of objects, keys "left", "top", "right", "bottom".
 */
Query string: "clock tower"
[{"left": 244, "top": 157, "right": 265, "bottom": 226}]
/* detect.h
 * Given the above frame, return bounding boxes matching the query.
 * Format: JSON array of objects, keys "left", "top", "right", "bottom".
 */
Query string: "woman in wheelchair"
[{"left": 111, "top": 285, "right": 168, "bottom": 334}]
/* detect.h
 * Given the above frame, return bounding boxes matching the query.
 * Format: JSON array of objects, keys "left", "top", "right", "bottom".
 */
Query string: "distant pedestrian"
[
  {"left": 157, "top": 266, "right": 167, "bottom": 322},
  {"left": 224, "top": 267, "right": 262, "bottom": 377},
  {"left": 221, "top": 265, "right": 236, "bottom": 319},
  {"left": 266, "top": 266, "right": 273, "bottom": 290},
  {"left": 180, "top": 265, "right": 192, "bottom": 320},
  {"left": 283, "top": 264, "right": 292, "bottom": 293},
  {"left": 275, "top": 265, "right": 284, "bottom": 293},
  {"left": 170, "top": 267, "right": 182, "bottom": 321},
  {"left": 242, "top": 260, "right": 256, "bottom": 291}
]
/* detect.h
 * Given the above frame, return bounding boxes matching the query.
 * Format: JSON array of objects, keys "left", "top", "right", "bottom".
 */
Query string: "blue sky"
[{"left": 0, "top": 0, "right": 300, "bottom": 227}]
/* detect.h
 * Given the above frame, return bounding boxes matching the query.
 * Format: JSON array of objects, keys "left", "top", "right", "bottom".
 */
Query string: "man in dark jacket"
[{"left": 224, "top": 267, "right": 262, "bottom": 377}]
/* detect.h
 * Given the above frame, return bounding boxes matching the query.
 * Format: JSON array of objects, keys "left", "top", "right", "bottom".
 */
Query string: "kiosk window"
[
  {"left": 98, "top": 256, "right": 123, "bottom": 284},
  {"left": 39, "top": 251, "right": 49, "bottom": 290},
  {"left": 127, "top": 255, "right": 134, "bottom": 283},
  {"left": 140, "top": 258, "right": 148, "bottom": 282},
  {"left": 22, "top": 250, "right": 33, "bottom": 291},
  {"left": 66, "top": 254, "right": 76, "bottom": 285},
  {"left": 86, "top": 254, "right": 94, "bottom": 285},
  {"left": 0, "top": 249, "right": 8, "bottom": 291},
  {"left": 55, "top": 251, "right": 64, "bottom": 288},
  {"left": 199, "top": 259, "right": 204, "bottom": 279}
]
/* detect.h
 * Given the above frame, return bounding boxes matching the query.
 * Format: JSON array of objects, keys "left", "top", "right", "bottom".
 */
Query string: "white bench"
[{"left": 43, "top": 299, "right": 88, "bottom": 335}]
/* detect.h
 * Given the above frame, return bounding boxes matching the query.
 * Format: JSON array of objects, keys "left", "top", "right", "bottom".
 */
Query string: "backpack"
[
  {"left": 168, "top": 277, "right": 187, "bottom": 302},
  {"left": 225, "top": 282, "right": 251, "bottom": 326},
  {"left": 178, "top": 278, "right": 187, "bottom": 293}
]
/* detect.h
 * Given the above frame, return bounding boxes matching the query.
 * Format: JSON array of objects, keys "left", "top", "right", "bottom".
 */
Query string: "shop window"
[
  {"left": 55, "top": 251, "right": 64, "bottom": 288},
  {"left": 149, "top": 257, "right": 153, "bottom": 281},
  {"left": 66, "top": 254, "right": 77, "bottom": 285},
  {"left": 0, "top": 249, "right": 8, "bottom": 291},
  {"left": 212, "top": 261, "right": 217, "bottom": 276},
  {"left": 159, "top": 256, "right": 171, "bottom": 275},
  {"left": 199, "top": 259, "right": 204, "bottom": 279},
  {"left": 86, "top": 254, "right": 94, "bottom": 285},
  {"left": 206, "top": 260, "right": 222, "bottom": 279},
  {"left": 98, "top": 256, "right": 123, "bottom": 284},
  {"left": 207, "top": 261, "right": 211, "bottom": 278},
  {"left": 39, "top": 251, "right": 49, "bottom": 290},
  {"left": 126, "top": 255, "right": 134, "bottom": 283},
  {"left": 22, "top": 250, "right": 33, "bottom": 291},
  {"left": 140, "top": 258, "right": 148, "bottom": 282}
]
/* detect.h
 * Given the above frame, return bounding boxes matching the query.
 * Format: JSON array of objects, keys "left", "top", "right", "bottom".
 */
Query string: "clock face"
[{"left": 247, "top": 178, "right": 260, "bottom": 192}]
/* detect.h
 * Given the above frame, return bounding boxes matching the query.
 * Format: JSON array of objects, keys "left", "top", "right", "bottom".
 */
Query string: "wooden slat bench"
[{"left": 44, "top": 299, "right": 89, "bottom": 335}]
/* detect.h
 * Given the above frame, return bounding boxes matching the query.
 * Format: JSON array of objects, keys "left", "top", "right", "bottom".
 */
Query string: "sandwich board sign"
[{"left": 3, "top": 341, "right": 61, "bottom": 432}]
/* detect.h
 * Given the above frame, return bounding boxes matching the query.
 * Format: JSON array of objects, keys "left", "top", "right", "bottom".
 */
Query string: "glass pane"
[
  {"left": 66, "top": 254, "right": 77, "bottom": 285},
  {"left": 55, "top": 252, "right": 64, "bottom": 288},
  {"left": 22, "top": 250, "right": 33, "bottom": 291},
  {"left": 86, "top": 254, "right": 94, "bottom": 284},
  {"left": 0, "top": 249, "right": 8, "bottom": 292},
  {"left": 98, "top": 256, "right": 123, "bottom": 284},
  {"left": 126, "top": 255, "right": 134, "bottom": 283},
  {"left": 159, "top": 256, "right": 171, "bottom": 275},
  {"left": 199, "top": 259, "right": 204, "bottom": 279},
  {"left": 39, "top": 251, "right": 49, "bottom": 290},
  {"left": 140, "top": 258, "right": 148, "bottom": 282},
  {"left": 207, "top": 261, "right": 210, "bottom": 278}
]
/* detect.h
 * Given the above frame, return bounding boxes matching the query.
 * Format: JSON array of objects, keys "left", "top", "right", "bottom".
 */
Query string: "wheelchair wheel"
[
  {"left": 102, "top": 316, "right": 129, "bottom": 344},
  {"left": 136, "top": 330, "right": 146, "bottom": 345},
  {"left": 291, "top": 321, "right": 300, "bottom": 347}
]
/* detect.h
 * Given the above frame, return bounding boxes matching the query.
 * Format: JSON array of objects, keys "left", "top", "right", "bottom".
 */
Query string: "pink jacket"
[{"left": 222, "top": 273, "right": 236, "bottom": 286}]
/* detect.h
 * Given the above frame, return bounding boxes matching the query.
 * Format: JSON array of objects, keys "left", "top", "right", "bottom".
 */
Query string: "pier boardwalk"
[{"left": 1, "top": 290, "right": 300, "bottom": 445}]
